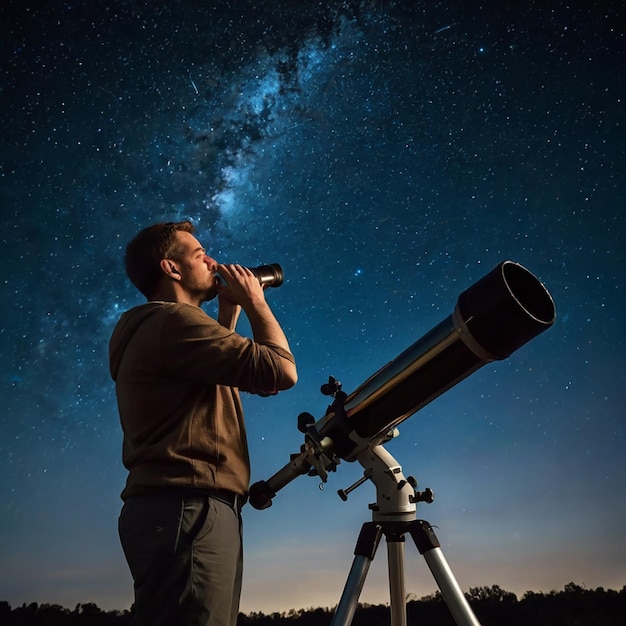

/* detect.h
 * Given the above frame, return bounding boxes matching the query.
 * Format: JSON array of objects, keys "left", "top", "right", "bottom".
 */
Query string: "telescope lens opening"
[{"left": 501, "top": 262, "right": 555, "bottom": 325}]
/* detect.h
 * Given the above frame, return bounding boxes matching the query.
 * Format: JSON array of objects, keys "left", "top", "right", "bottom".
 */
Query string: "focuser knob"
[{"left": 413, "top": 487, "right": 435, "bottom": 504}]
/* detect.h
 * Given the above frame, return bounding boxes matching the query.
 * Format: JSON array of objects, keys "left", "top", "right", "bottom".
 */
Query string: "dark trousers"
[{"left": 119, "top": 492, "right": 243, "bottom": 626}]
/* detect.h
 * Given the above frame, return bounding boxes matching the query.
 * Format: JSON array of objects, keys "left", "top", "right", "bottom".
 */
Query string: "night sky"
[{"left": 1, "top": 0, "right": 624, "bottom": 615}]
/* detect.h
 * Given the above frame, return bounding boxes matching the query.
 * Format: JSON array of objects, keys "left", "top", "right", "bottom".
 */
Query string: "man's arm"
[
  {"left": 217, "top": 298, "right": 241, "bottom": 331},
  {"left": 216, "top": 264, "right": 297, "bottom": 389}
]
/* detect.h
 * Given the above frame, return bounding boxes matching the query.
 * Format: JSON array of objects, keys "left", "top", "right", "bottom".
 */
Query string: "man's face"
[{"left": 172, "top": 230, "right": 219, "bottom": 301}]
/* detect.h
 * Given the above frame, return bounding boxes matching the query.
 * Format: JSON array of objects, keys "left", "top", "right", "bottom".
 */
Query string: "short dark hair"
[{"left": 125, "top": 221, "right": 195, "bottom": 299}]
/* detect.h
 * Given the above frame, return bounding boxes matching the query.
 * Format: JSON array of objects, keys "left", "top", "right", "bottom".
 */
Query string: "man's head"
[{"left": 125, "top": 221, "right": 218, "bottom": 302}]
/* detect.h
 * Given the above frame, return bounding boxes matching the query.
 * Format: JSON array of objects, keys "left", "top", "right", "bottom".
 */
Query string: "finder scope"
[{"left": 249, "top": 260, "right": 555, "bottom": 510}]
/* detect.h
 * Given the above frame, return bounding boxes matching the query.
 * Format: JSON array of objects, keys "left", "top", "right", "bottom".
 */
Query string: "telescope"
[{"left": 250, "top": 260, "right": 555, "bottom": 510}]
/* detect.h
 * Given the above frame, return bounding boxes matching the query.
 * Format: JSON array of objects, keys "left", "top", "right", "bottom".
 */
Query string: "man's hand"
[
  {"left": 216, "top": 264, "right": 265, "bottom": 310},
  {"left": 216, "top": 264, "right": 262, "bottom": 330}
]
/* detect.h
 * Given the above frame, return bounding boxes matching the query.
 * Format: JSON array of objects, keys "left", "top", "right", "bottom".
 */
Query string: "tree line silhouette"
[{"left": 2, "top": 583, "right": 624, "bottom": 625}]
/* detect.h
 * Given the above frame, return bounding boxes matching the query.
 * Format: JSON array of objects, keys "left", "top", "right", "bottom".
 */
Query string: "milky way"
[{"left": 1, "top": 0, "right": 624, "bottom": 613}]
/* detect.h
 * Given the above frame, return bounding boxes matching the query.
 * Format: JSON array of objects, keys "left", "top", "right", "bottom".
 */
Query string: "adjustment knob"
[
  {"left": 415, "top": 488, "right": 435, "bottom": 504},
  {"left": 297, "top": 412, "right": 316, "bottom": 433}
]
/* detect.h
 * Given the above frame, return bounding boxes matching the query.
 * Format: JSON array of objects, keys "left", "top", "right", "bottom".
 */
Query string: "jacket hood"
[{"left": 109, "top": 303, "right": 165, "bottom": 381}]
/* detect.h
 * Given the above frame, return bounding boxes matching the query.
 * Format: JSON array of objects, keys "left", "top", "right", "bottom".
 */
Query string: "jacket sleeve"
[{"left": 160, "top": 305, "right": 292, "bottom": 394}]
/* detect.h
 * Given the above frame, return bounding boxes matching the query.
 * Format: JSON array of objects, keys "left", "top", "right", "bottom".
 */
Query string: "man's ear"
[{"left": 160, "top": 258, "right": 181, "bottom": 280}]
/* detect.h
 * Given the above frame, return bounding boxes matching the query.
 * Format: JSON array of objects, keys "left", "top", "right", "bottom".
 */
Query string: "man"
[{"left": 109, "top": 221, "right": 297, "bottom": 626}]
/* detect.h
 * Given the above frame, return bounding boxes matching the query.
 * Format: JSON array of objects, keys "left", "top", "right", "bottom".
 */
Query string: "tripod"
[{"left": 330, "top": 442, "right": 481, "bottom": 626}]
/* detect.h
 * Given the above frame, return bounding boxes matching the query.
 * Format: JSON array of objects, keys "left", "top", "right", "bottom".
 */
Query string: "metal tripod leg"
[
  {"left": 387, "top": 536, "right": 407, "bottom": 626},
  {"left": 330, "top": 522, "right": 383, "bottom": 626},
  {"left": 409, "top": 520, "right": 481, "bottom": 626},
  {"left": 332, "top": 518, "right": 482, "bottom": 626}
]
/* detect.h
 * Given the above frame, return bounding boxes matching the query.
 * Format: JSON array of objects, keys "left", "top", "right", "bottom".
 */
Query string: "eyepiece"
[{"left": 248, "top": 263, "right": 284, "bottom": 288}]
